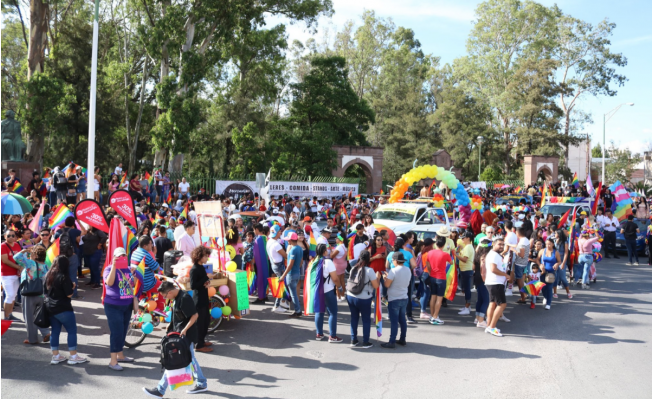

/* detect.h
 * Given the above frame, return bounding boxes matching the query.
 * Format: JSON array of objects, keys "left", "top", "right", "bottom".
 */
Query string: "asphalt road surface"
[{"left": 2, "top": 256, "right": 651, "bottom": 399}]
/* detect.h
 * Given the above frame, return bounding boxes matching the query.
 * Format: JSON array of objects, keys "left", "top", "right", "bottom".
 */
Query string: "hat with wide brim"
[{"left": 436, "top": 226, "right": 451, "bottom": 237}]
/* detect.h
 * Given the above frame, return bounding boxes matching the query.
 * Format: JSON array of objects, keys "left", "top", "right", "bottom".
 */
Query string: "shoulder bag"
[{"left": 20, "top": 260, "right": 44, "bottom": 297}]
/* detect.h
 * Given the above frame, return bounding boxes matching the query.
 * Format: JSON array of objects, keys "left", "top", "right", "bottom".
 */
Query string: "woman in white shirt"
[
  {"left": 311, "top": 244, "right": 344, "bottom": 342},
  {"left": 363, "top": 215, "right": 377, "bottom": 239}
]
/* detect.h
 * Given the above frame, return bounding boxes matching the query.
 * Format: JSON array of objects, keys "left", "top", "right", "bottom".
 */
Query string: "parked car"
[
  {"left": 495, "top": 195, "right": 534, "bottom": 205},
  {"left": 372, "top": 202, "right": 450, "bottom": 235},
  {"left": 615, "top": 218, "right": 651, "bottom": 255}
]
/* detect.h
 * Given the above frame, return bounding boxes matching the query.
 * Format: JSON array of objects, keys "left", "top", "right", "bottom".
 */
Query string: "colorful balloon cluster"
[
  {"left": 471, "top": 195, "right": 483, "bottom": 211},
  {"left": 389, "top": 164, "right": 472, "bottom": 223},
  {"left": 432, "top": 194, "right": 444, "bottom": 208}
]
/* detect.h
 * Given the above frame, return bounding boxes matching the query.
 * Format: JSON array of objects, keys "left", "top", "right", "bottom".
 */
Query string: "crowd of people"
[{"left": 2, "top": 164, "right": 652, "bottom": 396}]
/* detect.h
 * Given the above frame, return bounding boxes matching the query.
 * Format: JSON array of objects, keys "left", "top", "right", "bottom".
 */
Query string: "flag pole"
[{"left": 86, "top": 0, "right": 100, "bottom": 200}]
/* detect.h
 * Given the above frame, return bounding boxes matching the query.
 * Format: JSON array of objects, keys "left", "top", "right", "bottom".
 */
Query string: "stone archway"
[
  {"left": 332, "top": 146, "right": 384, "bottom": 194},
  {"left": 524, "top": 155, "right": 559, "bottom": 186}
]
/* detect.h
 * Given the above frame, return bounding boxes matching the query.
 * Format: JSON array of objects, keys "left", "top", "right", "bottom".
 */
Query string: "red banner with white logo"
[
  {"left": 74, "top": 199, "right": 110, "bottom": 233},
  {"left": 108, "top": 189, "right": 138, "bottom": 228}
]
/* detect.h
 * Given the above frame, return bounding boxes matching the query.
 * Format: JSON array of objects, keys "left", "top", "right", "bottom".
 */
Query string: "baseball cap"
[
  {"left": 580, "top": 211, "right": 587, "bottom": 215},
  {"left": 113, "top": 247, "right": 127, "bottom": 257},
  {"left": 303, "top": 216, "right": 312, "bottom": 222},
  {"left": 272, "top": 209, "right": 279, "bottom": 214},
  {"left": 321, "top": 228, "right": 333, "bottom": 234},
  {"left": 270, "top": 224, "right": 281, "bottom": 236},
  {"left": 162, "top": 203, "right": 169, "bottom": 208},
  {"left": 392, "top": 251, "right": 406, "bottom": 263},
  {"left": 287, "top": 232, "right": 298, "bottom": 241}
]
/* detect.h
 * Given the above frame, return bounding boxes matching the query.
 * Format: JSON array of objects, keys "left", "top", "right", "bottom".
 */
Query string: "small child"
[
  {"left": 242, "top": 231, "right": 255, "bottom": 265},
  {"left": 527, "top": 263, "right": 541, "bottom": 309}
]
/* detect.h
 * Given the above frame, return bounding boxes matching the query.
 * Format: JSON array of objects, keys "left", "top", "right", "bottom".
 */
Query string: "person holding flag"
[{"left": 103, "top": 247, "right": 139, "bottom": 371}]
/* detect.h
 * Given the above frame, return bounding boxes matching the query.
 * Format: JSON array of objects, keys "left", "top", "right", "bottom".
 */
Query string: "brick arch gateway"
[{"left": 331, "top": 146, "right": 384, "bottom": 194}]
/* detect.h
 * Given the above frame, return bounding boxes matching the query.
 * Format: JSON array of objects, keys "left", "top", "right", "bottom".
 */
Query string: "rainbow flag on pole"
[
  {"left": 49, "top": 205, "right": 73, "bottom": 229},
  {"left": 374, "top": 285, "right": 382, "bottom": 337},
  {"left": 179, "top": 203, "right": 188, "bottom": 220},
  {"left": 444, "top": 262, "right": 458, "bottom": 301},
  {"left": 520, "top": 281, "right": 545, "bottom": 296},
  {"left": 303, "top": 257, "right": 325, "bottom": 315},
  {"left": 45, "top": 238, "right": 61, "bottom": 267},
  {"left": 133, "top": 258, "right": 146, "bottom": 295},
  {"left": 591, "top": 181, "right": 602, "bottom": 216},
  {"left": 571, "top": 172, "right": 579, "bottom": 188},
  {"left": 8, "top": 181, "right": 25, "bottom": 194}
]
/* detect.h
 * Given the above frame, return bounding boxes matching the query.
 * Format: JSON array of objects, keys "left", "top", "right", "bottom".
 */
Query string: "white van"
[
  {"left": 539, "top": 197, "right": 593, "bottom": 219},
  {"left": 372, "top": 203, "right": 450, "bottom": 235}
]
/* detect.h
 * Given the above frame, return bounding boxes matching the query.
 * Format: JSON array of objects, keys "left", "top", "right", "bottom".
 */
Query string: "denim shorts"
[
  {"left": 429, "top": 278, "right": 446, "bottom": 297},
  {"left": 514, "top": 265, "right": 526, "bottom": 279}
]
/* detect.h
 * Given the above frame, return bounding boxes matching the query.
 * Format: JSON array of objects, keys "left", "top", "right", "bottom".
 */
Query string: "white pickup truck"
[
  {"left": 539, "top": 197, "right": 593, "bottom": 219},
  {"left": 372, "top": 202, "right": 450, "bottom": 235}
]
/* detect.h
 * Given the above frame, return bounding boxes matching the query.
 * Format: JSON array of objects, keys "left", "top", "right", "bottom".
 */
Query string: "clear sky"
[{"left": 269, "top": 0, "right": 652, "bottom": 155}]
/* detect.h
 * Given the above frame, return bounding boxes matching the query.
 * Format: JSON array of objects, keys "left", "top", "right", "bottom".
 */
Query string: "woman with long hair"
[
  {"left": 346, "top": 250, "right": 380, "bottom": 348},
  {"left": 14, "top": 245, "right": 50, "bottom": 344},
  {"left": 473, "top": 238, "right": 492, "bottom": 327},
  {"left": 18, "top": 228, "right": 36, "bottom": 250},
  {"left": 45, "top": 255, "right": 88, "bottom": 365},
  {"left": 296, "top": 230, "right": 309, "bottom": 292},
  {"left": 108, "top": 174, "right": 120, "bottom": 194},
  {"left": 553, "top": 229, "right": 573, "bottom": 299},
  {"left": 537, "top": 238, "right": 561, "bottom": 310},
  {"left": 363, "top": 215, "right": 376, "bottom": 239},
  {"left": 636, "top": 196, "right": 649, "bottom": 219},
  {"left": 129, "top": 174, "right": 143, "bottom": 202},
  {"left": 330, "top": 234, "right": 348, "bottom": 285},
  {"left": 93, "top": 166, "right": 101, "bottom": 202},
  {"left": 310, "top": 244, "right": 344, "bottom": 342}
]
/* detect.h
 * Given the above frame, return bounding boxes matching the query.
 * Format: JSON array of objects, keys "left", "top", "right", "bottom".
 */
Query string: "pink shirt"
[{"left": 578, "top": 237, "right": 599, "bottom": 254}]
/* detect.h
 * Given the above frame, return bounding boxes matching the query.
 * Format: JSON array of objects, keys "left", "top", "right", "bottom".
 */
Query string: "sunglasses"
[
  {"left": 6, "top": 235, "right": 16, "bottom": 238},
  {"left": 40, "top": 233, "right": 49, "bottom": 236}
]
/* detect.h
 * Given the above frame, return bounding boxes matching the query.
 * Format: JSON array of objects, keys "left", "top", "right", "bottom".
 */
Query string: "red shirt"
[
  {"left": 426, "top": 249, "right": 452, "bottom": 280},
  {"left": 1, "top": 242, "right": 22, "bottom": 276},
  {"left": 369, "top": 246, "right": 387, "bottom": 273}
]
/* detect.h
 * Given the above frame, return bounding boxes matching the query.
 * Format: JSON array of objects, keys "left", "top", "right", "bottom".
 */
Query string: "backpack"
[
  {"left": 54, "top": 172, "right": 68, "bottom": 187},
  {"left": 346, "top": 264, "right": 368, "bottom": 295},
  {"left": 160, "top": 332, "right": 193, "bottom": 371},
  {"left": 59, "top": 228, "right": 74, "bottom": 257}
]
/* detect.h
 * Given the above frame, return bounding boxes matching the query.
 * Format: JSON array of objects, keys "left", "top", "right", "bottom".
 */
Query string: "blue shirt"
[
  {"left": 387, "top": 249, "right": 414, "bottom": 269},
  {"left": 287, "top": 245, "right": 303, "bottom": 277},
  {"left": 54, "top": 227, "right": 81, "bottom": 249},
  {"left": 130, "top": 247, "right": 161, "bottom": 291}
]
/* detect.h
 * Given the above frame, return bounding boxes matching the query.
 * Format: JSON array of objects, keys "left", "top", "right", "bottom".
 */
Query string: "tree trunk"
[
  {"left": 129, "top": 57, "right": 149, "bottom": 173},
  {"left": 503, "top": 130, "right": 510, "bottom": 176}
]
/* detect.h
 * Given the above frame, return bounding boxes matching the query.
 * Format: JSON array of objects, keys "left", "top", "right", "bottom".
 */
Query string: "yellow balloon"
[
  {"left": 225, "top": 245, "right": 236, "bottom": 259},
  {"left": 226, "top": 261, "right": 237, "bottom": 272},
  {"left": 431, "top": 166, "right": 438, "bottom": 176}
]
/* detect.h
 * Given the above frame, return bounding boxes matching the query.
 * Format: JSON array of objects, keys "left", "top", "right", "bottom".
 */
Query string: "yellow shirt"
[{"left": 458, "top": 243, "right": 475, "bottom": 272}]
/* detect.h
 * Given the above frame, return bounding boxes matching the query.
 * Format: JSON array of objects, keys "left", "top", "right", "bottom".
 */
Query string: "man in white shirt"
[
  {"left": 114, "top": 163, "right": 123, "bottom": 177},
  {"left": 602, "top": 209, "right": 620, "bottom": 259},
  {"left": 267, "top": 209, "right": 285, "bottom": 226},
  {"left": 175, "top": 220, "right": 197, "bottom": 257},
  {"left": 178, "top": 177, "right": 190, "bottom": 200},
  {"left": 266, "top": 225, "right": 289, "bottom": 313},
  {"left": 484, "top": 237, "right": 511, "bottom": 337}
]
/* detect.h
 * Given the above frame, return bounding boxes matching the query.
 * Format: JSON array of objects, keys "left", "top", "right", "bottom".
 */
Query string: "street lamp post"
[
  {"left": 602, "top": 103, "right": 634, "bottom": 185},
  {"left": 477, "top": 136, "right": 484, "bottom": 181}
]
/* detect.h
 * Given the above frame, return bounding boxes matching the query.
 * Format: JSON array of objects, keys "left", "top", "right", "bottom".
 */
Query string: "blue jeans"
[
  {"left": 49, "top": 311, "right": 78, "bottom": 351},
  {"left": 543, "top": 273, "right": 554, "bottom": 306},
  {"left": 315, "top": 290, "right": 338, "bottom": 336},
  {"left": 271, "top": 262, "right": 286, "bottom": 307},
  {"left": 68, "top": 254, "right": 79, "bottom": 298},
  {"left": 555, "top": 267, "right": 569, "bottom": 289},
  {"left": 625, "top": 239, "right": 639, "bottom": 263},
  {"left": 475, "top": 282, "right": 489, "bottom": 317},
  {"left": 387, "top": 298, "right": 407, "bottom": 344},
  {"left": 157, "top": 344, "right": 207, "bottom": 393},
  {"left": 84, "top": 250, "right": 102, "bottom": 284},
  {"left": 103, "top": 303, "right": 133, "bottom": 353},
  {"left": 406, "top": 275, "right": 414, "bottom": 317},
  {"left": 419, "top": 277, "right": 431, "bottom": 312},
  {"left": 575, "top": 254, "right": 593, "bottom": 284},
  {"left": 460, "top": 270, "right": 474, "bottom": 303},
  {"left": 285, "top": 274, "right": 302, "bottom": 314},
  {"left": 347, "top": 295, "right": 372, "bottom": 343}
]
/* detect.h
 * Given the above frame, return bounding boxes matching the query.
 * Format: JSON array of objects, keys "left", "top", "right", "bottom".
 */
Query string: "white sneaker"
[
  {"left": 477, "top": 321, "right": 487, "bottom": 328},
  {"left": 272, "top": 306, "right": 286, "bottom": 314},
  {"left": 634, "top": 262, "right": 640, "bottom": 266},
  {"left": 473, "top": 319, "right": 478, "bottom": 324},
  {"left": 542, "top": 298, "right": 547, "bottom": 305},
  {"left": 51, "top": 354, "right": 67, "bottom": 365},
  {"left": 582, "top": 284, "right": 590, "bottom": 290},
  {"left": 499, "top": 315, "right": 511, "bottom": 323},
  {"left": 67, "top": 354, "right": 88, "bottom": 365},
  {"left": 279, "top": 301, "right": 290, "bottom": 309},
  {"left": 505, "top": 289, "right": 513, "bottom": 296},
  {"left": 458, "top": 308, "right": 470, "bottom": 315},
  {"left": 545, "top": 305, "right": 551, "bottom": 310},
  {"left": 625, "top": 262, "right": 633, "bottom": 266}
]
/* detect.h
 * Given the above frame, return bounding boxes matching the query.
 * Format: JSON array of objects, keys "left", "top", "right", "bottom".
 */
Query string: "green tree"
[
  {"left": 605, "top": 142, "right": 641, "bottom": 185},
  {"left": 591, "top": 143, "right": 603, "bottom": 158},
  {"left": 481, "top": 166, "right": 503, "bottom": 181}
]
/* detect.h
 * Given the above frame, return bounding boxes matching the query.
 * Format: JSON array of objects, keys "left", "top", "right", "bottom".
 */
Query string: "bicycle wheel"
[
  {"left": 124, "top": 310, "right": 147, "bottom": 348},
  {"left": 207, "top": 294, "right": 226, "bottom": 333}
]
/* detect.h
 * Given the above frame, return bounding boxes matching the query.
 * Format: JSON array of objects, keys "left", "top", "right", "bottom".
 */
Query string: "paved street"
[{"left": 2, "top": 256, "right": 652, "bottom": 399}]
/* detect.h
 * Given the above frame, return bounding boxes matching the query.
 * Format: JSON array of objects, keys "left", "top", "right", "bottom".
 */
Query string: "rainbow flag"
[
  {"left": 120, "top": 171, "right": 128, "bottom": 186},
  {"left": 179, "top": 203, "right": 188, "bottom": 220},
  {"left": 380, "top": 189, "right": 384, "bottom": 195},
  {"left": 29, "top": 201, "right": 46, "bottom": 235},
  {"left": 609, "top": 180, "right": 633, "bottom": 221},
  {"left": 45, "top": 238, "right": 61, "bottom": 267},
  {"left": 43, "top": 168, "right": 51, "bottom": 179},
  {"left": 571, "top": 172, "right": 579, "bottom": 188},
  {"left": 444, "top": 262, "right": 458, "bottom": 301},
  {"left": 591, "top": 181, "right": 602, "bottom": 215},
  {"left": 540, "top": 183, "right": 547, "bottom": 208},
  {"left": 146, "top": 197, "right": 151, "bottom": 205},
  {"left": 145, "top": 171, "right": 154, "bottom": 187},
  {"left": 267, "top": 277, "right": 286, "bottom": 299},
  {"left": 49, "top": 204, "right": 73, "bottom": 229},
  {"left": 520, "top": 281, "right": 545, "bottom": 296},
  {"left": 303, "top": 257, "right": 325, "bottom": 315},
  {"left": 35, "top": 180, "right": 48, "bottom": 197},
  {"left": 374, "top": 285, "right": 382, "bottom": 337},
  {"left": 9, "top": 181, "right": 25, "bottom": 194},
  {"left": 166, "top": 191, "right": 172, "bottom": 205},
  {"left": 309, "top": 231, "right": 317, "bottom": 257},
  {"left": 133, "top": 258, "right": 146, "bottom": 295},
  {"left": 557, "top": 209, "right": 571, "bottom": 229},
  {"left": 246, "top": 264, "right": 257, "bottom": 295}
]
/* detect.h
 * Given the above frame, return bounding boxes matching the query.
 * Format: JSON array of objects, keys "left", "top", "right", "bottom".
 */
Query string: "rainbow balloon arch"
[{"left": 388, "top": 164, "right": 473, "bottom": 223}]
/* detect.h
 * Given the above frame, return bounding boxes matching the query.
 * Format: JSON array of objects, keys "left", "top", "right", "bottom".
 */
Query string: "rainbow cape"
[
  {"left": 49, "top": 204, "right": 73, "bottom": 229},
  {"left": 308, "top": 231, "right": 317, "bottom": 257},
  {"left": 571, "top": 172, "right": 579, "bottom": 188},
  {"left": 45, "top": 238, "right": 61, "bottom": 267},
  {"left": 303, "top": 257, "right": 325, "bottom": 315},
  {"left": 267, "top": 277, "right": 286, "bottom": 299},
  {"left": 246, "top": 264, "right": 257, "bottom": 295},
  {"left": 608, "top": 181, "right": 633, "bottom": 222},
  {"left": 374, "top": 285, "right": 382, "bottom": 337},
  {"left": 444, "top": 262, "right": 458, "bottom": 301},
  {"left": 521, "top": 281, "right": 545, "bottom": 296}
]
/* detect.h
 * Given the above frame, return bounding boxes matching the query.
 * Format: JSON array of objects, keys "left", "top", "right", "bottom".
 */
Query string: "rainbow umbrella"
[
  {"left": 1, "top": 192, "right": 33, "bottom": 214},
  {"left": 373, "top": 224, "right": 396, "bottom": 246}
]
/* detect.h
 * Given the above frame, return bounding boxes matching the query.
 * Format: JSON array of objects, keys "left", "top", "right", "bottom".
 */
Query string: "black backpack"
[
  {"left": 59, "top": 228, "right": 74, "bottom": 257},
  {"left": 160, "top": 332, "right": 192, "bottom": 371},
  {"left": 346, "top": 264, "right": 368, "bottom": 295},
  {"left": 54, "top": 172, "right": 68, "bottom": 187}
]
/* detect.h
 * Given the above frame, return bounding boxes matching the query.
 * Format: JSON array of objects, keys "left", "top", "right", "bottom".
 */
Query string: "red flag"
[
  {"left": 557, "top": 209, "right": 571, "bottom": 229},
  {"left": 592, "top": 181, "right": 602, "bottom": 216}
]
